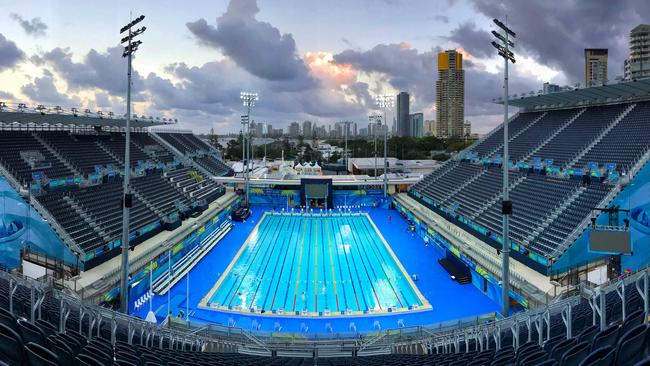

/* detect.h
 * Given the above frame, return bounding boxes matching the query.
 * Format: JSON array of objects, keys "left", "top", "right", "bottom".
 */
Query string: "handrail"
[{"left": 1, "top": 264, "right": 649, "bottom": 355}]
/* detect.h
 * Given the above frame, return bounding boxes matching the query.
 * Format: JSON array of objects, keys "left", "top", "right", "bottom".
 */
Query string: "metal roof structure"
[
  {"left": 497, "top": 78, "right": 650, "bottom": 111},
  {"left": 0, "top": 102, "right": 176, "bottom": 129}
]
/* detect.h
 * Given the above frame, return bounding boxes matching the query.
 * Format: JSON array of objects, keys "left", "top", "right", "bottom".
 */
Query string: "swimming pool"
[{"left": 200, "top": 212, "right": 430, "bottom": 316}]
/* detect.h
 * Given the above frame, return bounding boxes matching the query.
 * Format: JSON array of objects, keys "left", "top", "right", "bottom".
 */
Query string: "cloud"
[
  {"left": 146, "top": 61, "right": 243, "bottom": 117},
  {"left": 333, "top": 43, "right": 439, "bottom": 111},
  {"left": 0, "top": 33, "right": 25, "bottom": 70},
  {"left": 186, "top": 0, "right": 315, "bottom": 88},
  {"left": 10, "top": 14, "right": 48, "bottom": 37},
  {"left": 447, "top": 22, "right": 493, "bottom": 58},
  {"left": 467, "top": 0, "right": 650, "bottom": 83},
  {"left": 433, "top": 15, "right": 450, "bottom": 23},
  {"left": 0, "top": 90, "right": 15, "bottom": 100},
  {"left": 21, "top": 71, "right": 79, "bottom": 106},
  {"left": 33, "top": 46, "right": 143, "bottom": 98}
]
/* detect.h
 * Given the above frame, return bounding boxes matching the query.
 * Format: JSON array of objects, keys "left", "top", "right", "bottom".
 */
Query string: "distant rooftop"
[{"left": 0, "top": 102, "right": 177, "bottom": 129}]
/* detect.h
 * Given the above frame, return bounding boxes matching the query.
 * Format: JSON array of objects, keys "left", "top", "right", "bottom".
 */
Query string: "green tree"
[{"left": 224, "top": 133, "right": 243, "bottom": 160}]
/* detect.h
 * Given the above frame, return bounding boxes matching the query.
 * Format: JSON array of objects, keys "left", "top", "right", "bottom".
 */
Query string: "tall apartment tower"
[
  {"left": 396, "top": 92, "right": 410, "bottom": 137},
  {"left": 302, "top": 120, "right": 312, "bottom": 138},
  {"left": 624, "top": 24, "right": 650, "bottom": 80},
  {"left": 409, "top": 113, "right": 424, "bottom": 138},
  {"left": 584, "top": 48, "right": 608, "bottom": 87},
  {"left": 436, "top": 50, "right": 465, "bottom": 138}
]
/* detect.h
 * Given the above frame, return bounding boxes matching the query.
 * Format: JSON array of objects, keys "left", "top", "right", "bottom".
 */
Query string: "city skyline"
[{"left": 0, "top": 0, "right": 648, "bottom": 135}]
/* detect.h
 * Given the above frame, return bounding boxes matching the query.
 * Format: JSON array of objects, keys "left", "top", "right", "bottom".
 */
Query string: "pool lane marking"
[
  {"left": 215, "top": 214, "right": 275, "bottom": 305},
  {"left": 340, "top": 215, "right": 370, "bottom": 312},
  {"left": 202, "top": 212, "right": 269, "bottom": 308},
  {"left": 302, "top": 218, "right": 314, "bottom": 312},
  {"left": 318, "top": 218, "right": 334, "bottom": 310},
  {"left": 364, "top": 212, "right": 430, "bottom": 309},
  {"left": 313, "top": 217, "right": 319, "bottom": 313},
  {"left": 354, "top": 215, "right": 404, "bottom": 308},
  {"left": 334, "top": 215, "right": 362, "bottom": 312},
  {"left": 346, "top": 215, "right": 384, "bottom": 310},
  {"left": 226, "top": 214, "right": 279, "bottom": 308},
  {"left": 292, "top": 218, "right": 308, "bottom": 313},
  {"left": 268, "top": 215, "right": 300, "bottom": 310},
  {"left": 227, "top": 214, "right": 285, "bottom": 308},
  {"left": 360, "top": 215, "right": 406, "bottom": 308},
  {"left": 281, "top": 216, "right": 302, "bottom": 310},
  {"left": 363, "top": 213, "right": 414, "bottom": 308},
  {"left": 325, "top": 216, "right": 341, "bottom": 312},
  {"left": 251, "top": 213, "right": 296, "bottom": 310}
]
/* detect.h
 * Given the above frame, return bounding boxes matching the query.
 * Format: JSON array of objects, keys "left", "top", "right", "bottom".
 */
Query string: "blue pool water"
[
  {"left": 202, "top": 212, "right": 427, "bottom": 315},
  {"left": 132, "top": 206, "right": 499, "bottom": 333}
]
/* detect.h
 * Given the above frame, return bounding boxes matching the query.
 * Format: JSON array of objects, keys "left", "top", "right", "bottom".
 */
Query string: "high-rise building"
[
  {"left": 424, "top": 120, "right": 436, "bottom": 136},
  {"left": 543, "top": 82, "right": 561, "bottom": 94},
  {"left": 436, "top": 50, "right": 465, "bottom": 138},
  {"left": 288, "top": 122, "right": 300, "bottom": 138},
  {"left": 463, "top": 120, "right": 472, "bottom": 137},
  {"left": 624, "top": 24, "right": 650, "bottom": 80},
  {"left": 409, "top": 113, "right": 424, "bottom": 138},
  {"left": 396, "top": 92, "right": 410, "bottom": 137},
  {"left": 302, "top": 121, "right": 312, "bottom": 138},
  {"left": 251, "top": 121, "right": 264, "bottom": 137},
  {"left": 358, "top": 127, "right": 368, "bottom": 137},
  {"left": 584, "top": 48, "right": 608, "bottom": 87}
]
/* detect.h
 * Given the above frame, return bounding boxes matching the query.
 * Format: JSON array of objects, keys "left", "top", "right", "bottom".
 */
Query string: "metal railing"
[{"left": 1, "top": 263, "right": 648, "bottom": 357}]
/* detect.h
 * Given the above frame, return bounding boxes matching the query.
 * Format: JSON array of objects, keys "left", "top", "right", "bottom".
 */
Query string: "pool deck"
[{"left": 132, "top": 205, "right": 500, "bottom": 333}]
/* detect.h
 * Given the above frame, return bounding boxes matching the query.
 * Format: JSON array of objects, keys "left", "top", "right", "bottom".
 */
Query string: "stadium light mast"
[
  {"left": 119, "top": 14, "right": 146, "bottom": 314},
  {"left": 342, "top": 121, "right": 353, "bottom": 174},
  {"left": 491, "top": 17, "right": 516, "bottom": 317},
  {"left": 376, "top": 95, "right": 394, "bottom": 197},
  {"left": 240, "top": 92, "right": 258, "bottom": 206},
  {"left": 369, "top": 114, "right": 382, "bottom": 178}
]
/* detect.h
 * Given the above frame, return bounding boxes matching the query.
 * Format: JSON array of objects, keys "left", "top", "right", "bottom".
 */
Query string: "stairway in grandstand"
[
  {"left": 409, "top": 100, "right": 650, "bottom": 270},
  {"left": 0, "top": 130, "right": 232, "bottom": 268},
  {"left": 156, "top": 132, "right": 233, "bottom": 176}
]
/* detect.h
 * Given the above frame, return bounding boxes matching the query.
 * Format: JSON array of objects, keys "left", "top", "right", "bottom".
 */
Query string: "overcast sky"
[{"left": 0, "top": 0, "right": 647, "bottom": 134}]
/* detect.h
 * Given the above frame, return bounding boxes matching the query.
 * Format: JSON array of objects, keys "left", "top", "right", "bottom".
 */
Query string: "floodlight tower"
[
  {"left": 240, "top": 92, "right": 258, "bottom": 206},
  {"left": 375, "top": 95, "right": 394, "bottom": 197},
  {"left": 119, "top": 14, "right": 146, "bottom": 313},
  {"left": 491, "top": 17, "right": 516, "bottom": 317},
  {"left": 368, "top": 113, "right": 382, "bottom": 178},
  {"left": 342, "top": 121, "right": 354, "bottom": 174}
]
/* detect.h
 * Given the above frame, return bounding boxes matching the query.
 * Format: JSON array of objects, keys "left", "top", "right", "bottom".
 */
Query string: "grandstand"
[{"left": 0, "top": 109, "right": 233, "bottom": 270}]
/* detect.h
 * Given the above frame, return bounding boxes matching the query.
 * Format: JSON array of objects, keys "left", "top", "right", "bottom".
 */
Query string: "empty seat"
[
  {"left": 520, "top": 350, "right": 547, "bottom": 366},
  {"left": 620, "top": 309, "right": 645, "bottom": 336},
  {"left": 576, "top": 325, "right": 599, "bottom": 345},
  {"left": 75, "top": 353, "right": 104, "bottom": 366},
  {"left": 17, "top": 319, "right": 48, "bottom": 348},
  {"left": 25, "top": 342, "right": 59, "bottom": 366},
  {"left": 614, "top": 324, "right": 649, "bottom": 366},
  {"left": 559, "top": 341, "right": 590, "bottom": 366},
  {"left": 590, "top": 325, "right": 618, "bottom": 351},
  {"left": 551, "top": 338, "right": 577, "bottom": 361},
  {"left": 0, "top": 323, "right": 26, "bottom": 365},
  {"left": 578, "top": 346, "right": 615, "bottom": 366}
]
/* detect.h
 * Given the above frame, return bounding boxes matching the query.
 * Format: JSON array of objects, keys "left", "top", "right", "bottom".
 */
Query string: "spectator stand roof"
[
  {"left": 497, "top": 78, "right": 650, "bottom": 111},
  {"left": 0, "top": 102, "right": 176, "bottom": 129}
]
